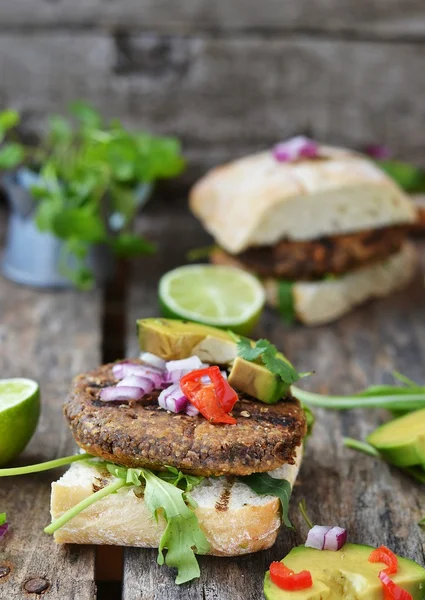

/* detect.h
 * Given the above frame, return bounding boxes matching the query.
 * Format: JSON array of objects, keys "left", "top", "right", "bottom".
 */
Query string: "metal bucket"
[{"left": 1, "top": 168, "right": 152, "bottom": 289}]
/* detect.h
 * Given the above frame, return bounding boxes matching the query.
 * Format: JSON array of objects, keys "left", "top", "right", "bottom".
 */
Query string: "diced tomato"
[
  {"left": 369, "top": 545, "right": 398, "bottom": 574},
  {"left": 269, "top": 561, "right": 313, "bottom": 591},
  {"left": 180, "top": 368, "right": 237, "bottom": 425}
]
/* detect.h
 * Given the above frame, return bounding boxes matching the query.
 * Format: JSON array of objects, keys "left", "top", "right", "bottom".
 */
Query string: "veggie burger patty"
[
  {"left": 213, "top": 225, "right": 407, "bottom": 280},
  {"left": 64, "top": 362, "right": 307, "bottom": 477}
]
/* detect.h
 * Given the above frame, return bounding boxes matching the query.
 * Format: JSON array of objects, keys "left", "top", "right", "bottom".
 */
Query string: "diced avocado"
[
  {"left": 264, "top": 544, "right": 425, "bottom": 600},
  {"left": 367, "top": 407, "right": 425, "bottom": 467},
  {"left": 228, "top": 356, "right": 287, "bottom": 404},
  {"left": 137, "top": 318, "right": 293, "bottom": 403}
]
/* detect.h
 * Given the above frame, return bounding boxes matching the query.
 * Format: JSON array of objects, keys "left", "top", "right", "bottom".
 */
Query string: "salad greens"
[
  {"left": 298, "top": 499, "right": 313, "bottom": 529},
  {"left": 0, "top": 103, "right": 185, "bottom": 289},
  {"left": 0, "top": 453, "right": 207, "bottom": 584},
  {"left": 238, "top": 472, "right": 294, "bottom": 529},
  {"left": 0, "top": 513, "right": 6, "bottom": 526},
  {"left": 235, "top": 335, "right": 311, "bottom": 386}
]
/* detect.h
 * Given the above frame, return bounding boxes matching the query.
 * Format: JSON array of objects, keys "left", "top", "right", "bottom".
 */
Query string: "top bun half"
[{"left": 189, "top": 145, "right": 415, "bottom": 254}]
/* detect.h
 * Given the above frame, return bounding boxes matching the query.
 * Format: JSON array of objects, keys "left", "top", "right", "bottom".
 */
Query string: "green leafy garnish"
[
  {"left": 378, "top": 160, "right": 425, "bottom": 193},
  {"left": 418, "top": 518, "right": 425, "bottom": 529},
  {"left": 0, "top": 513, "right": 6, "bottom": 526},
  {"left": 236, "top": 335, "right": 310, "bottom": 386},
  {"left": 238, "top": 473, "right": 293, "bottom": 529},
  {"left": 302, "top": 404, "right": 315, "bottom": 439},
  {"left": 292, "top": 372, "right": 425, "bottom": 412},
  {"left": 278, "top": 281, "right": 295, "bottom": 325},
  {"left": 46, "top": 461, "right": 207, "bottom": 584}
]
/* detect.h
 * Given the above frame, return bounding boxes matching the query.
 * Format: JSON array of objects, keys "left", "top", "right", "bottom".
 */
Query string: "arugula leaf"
[
  {"left": 418, "top": 518, "right": 425, "bottom": 529},
  {"left": 278, "top": 281, "right": 295, "bottom": 324},
  {"left": 159, "top": 466, "right": 204, "bottom": 493},
  {"left": 298, "top": 499, "right": 313, "bottom": 529},
  {"left": 111, "top": 233, "right": 156, "bottom": 257},
  {"left": 0, "top": 109, "right": 20, "bottom": 132},
  {"left": 238, "top": 473, "right": 293, "bottom": 529},
  {"left": 378, "top": 160, "right": 425, "bottom": 193},
  {"left": 0, "top": 513, "right": 6, "bottom": 526},
  {"left": 302, "top": 404, "right": 315, "bottom": 438},
  {"left": 0, "top": 142, "right": 25, "bottom": 169},
  {"left": 142, "top": 469, "right": 209, "bottom": 584}
]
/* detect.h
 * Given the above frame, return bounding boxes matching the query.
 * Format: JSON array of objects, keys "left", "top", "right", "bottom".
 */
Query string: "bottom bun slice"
[{"left": 50, "top": 447, "right": 302, "bottom": 556}]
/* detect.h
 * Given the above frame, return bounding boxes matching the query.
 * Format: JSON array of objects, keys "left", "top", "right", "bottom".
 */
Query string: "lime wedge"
[
  {"left": 0, "top": 378, "right": 40, "bottom": 466},
  {"left": 159, "top": 265, "right": 265, "bottom": 335}
]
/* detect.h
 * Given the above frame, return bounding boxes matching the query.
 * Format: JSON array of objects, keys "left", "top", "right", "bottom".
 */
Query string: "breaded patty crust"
[
  {"left": 64, "top": 362, "right": 306, "bottom": 477},
  {"left": 212, "top": 225, "right": 407, "bottom": 280}
]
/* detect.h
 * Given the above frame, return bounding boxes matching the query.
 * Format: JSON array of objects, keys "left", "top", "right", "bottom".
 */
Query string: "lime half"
[
  {"left": 0, "top": 378, "right": 40, "bottom": 466},
  {"left": 159, "top": 265, "right": 265, "bottom": 335}
]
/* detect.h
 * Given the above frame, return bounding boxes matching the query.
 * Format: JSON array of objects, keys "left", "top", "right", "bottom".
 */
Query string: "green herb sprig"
[
  {"left": 234, "top": 335, "right": 311, "bottom": 386},
  {"left": 0, "top": 103, "right": 185, "bottom": 289},
  {"left": 0, "top": 513, "right": 6, "bottom": 526}
]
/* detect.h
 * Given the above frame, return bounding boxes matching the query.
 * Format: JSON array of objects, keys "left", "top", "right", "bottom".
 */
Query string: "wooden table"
[{"left": 0, "top": 200, "right": 424, "bottom": 599}]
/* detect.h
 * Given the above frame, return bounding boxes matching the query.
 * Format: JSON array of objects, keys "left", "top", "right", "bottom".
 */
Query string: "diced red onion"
[
  {"left": 305, "top": 525, "right": 347, "bottom": 551},
  {"left": 116, "top": 364, "right": 163, "bottom": 388},
  {"left": 185, "top": 403, "right": 200, "bottom": 416},
  {"left": 273, "top": 136, "right": 319, "bottom": 163},
  {"left": 0, "top": 522, "right": 8, "bottom": 540},
  {"left": 117, "top": 375, "right": 154, "bottom": 394},
  {"left": 305, "top": 525, "right": 332, "bottom": 550},
  {"left": 165, "top": 356, "right": 203, "bottom": 373},
  {"left": 323, "top": 526, "right": 347, "bottom": 551},
  {"left": 365, "top": 144, "right": 391, "bottom": 160},
  {"left": 100, "top": 386, "right": 144, "bottom": 402},
  {"left": 140, "top": 352, "right": 166, "bottom": 370},
  {"left": 112, "top": 361, "right": 134, "bottom": 379},
  {"left": 158, "top": 384, "right": 188, "bottom": 413}
]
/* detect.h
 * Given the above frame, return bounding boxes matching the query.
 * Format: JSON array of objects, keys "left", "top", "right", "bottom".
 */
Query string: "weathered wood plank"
[
  {"left": 1, "top": 0, "right": 425, "bottom": 39},
  {"left": 123, "top": 207, "right": 424, "bottom": 598},
  {"left": 0, "top": 274, "right": 101, "bottom": 598},
  {"left": 1, "top": 32, "right": 424, "bottom": 173}
]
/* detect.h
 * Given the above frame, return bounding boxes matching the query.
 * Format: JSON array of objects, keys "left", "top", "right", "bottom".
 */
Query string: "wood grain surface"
[
  {"left": 0, "top": 237, "right": 100, "bottom": 599},
  {"left": 122, "top": 202, "right": 425, "bottom": 599},
  {"left": 1, "top": 0, "right": 425, "bottom": 38}
]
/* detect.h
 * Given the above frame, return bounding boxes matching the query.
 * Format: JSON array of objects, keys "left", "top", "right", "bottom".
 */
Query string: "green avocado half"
[
  {"left": 137, "top": 318, "right": 291, "bottom": 403},
  {"left": 367, "top": 407, "right": 425, "bottom": 467},
  {"left": 264, "top": 544, "right": 425, "bottom": 599}
]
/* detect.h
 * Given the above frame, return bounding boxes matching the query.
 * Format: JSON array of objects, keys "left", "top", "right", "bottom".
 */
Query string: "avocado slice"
[
  {"left": 264, "top": 544, "right": 425, "bottom": 599},
  {"left": 137, "top": 318, "right": 292, "bottom": 403},
  {"left": 367, "top": 407, "right": 425, "bottom": 467}
]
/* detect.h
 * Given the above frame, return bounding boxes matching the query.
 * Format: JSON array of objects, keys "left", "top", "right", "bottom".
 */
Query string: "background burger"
[{"left": 189, "top": 137, "right": 416, "bottom": 325}]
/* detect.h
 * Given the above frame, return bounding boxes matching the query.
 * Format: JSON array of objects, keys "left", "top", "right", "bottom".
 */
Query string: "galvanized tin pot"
[{"left": 1, "top": 168, "right": 152, "bottom": 289}]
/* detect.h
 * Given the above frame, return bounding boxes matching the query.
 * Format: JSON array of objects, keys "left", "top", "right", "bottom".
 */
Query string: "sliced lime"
[
  {"left": 159, "top": 265, "right": 265, "bottom": 335},
  {"left": 0, "top": 378, "right": 40, "bottom": 466}
]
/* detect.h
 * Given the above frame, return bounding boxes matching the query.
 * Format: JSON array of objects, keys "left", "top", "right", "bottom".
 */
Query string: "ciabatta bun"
[
  {"left": 263, "top": 243, "right": 416, "bottom": 325},
  {"left": 190, "top": 145, "right": 415, "bottom": 254},
  {"left": 50, "top": 447, "right": 302, "bottom": 556}
]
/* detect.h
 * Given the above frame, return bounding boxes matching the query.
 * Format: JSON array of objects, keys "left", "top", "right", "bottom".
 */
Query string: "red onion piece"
[
  {"left": 0, "top": 522, "right": 8, "bottom": 540},
  {"left": 273, "top": 136, "right": 319, "bottom": 163},
  {"left": 166, "top": 356, "right": 203, "bottom": 373},
  {"left": 140, "top": 352, "right": 166, "bottom": 370},
  {"left": 305, "top": 525, "right": 332, "bottom": 550},
  {"left": 158, "top": 384, "right": 188, "bottom": 413},
  {"left": 117, "top": 364, "right": 163, "bottom": 388},
  {"left": 100, "top": 386, "right": 144, "bottom": 402},
  {"left": 117, "top": 375, "right": 154, "bottom": 394},
  {"left": 324, "top": 526, "right": 347, "bottom": 551},
  {"left": 185, "top": 403, "right": 200, "bottom": 416},
  {"left": 305, "top": 525, "right": 347, "bottom": 551},
  {"left": 365, "top": 144, "right": 391, "bottom": 160}
]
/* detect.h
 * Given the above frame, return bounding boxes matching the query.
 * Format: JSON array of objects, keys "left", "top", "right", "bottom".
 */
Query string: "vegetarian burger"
[
  {"left": 49, "top": 319, "right": 309, "bottom": 583},
  {"left": 189, "top": 137, "right": 417, "bottom": 325}
]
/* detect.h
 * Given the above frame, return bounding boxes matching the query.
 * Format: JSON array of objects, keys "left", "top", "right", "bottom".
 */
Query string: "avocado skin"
[
  {"left": 137, "top": 318, "right": 293, "bottom": 403},
  {"left": 367, "top": 407, "right": 425, "bottom": 467},
  {"left": 264, "top": 544, "right": 425, "bottom": 600}
]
